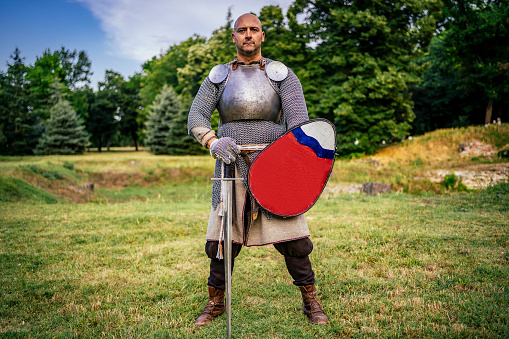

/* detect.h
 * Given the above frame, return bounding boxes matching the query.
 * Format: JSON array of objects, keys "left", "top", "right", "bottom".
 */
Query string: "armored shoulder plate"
[
  {"left": 208, "top": 64, "right": 229, "bottom": 84},
  {"left": 265, "top": 61, "right": 288, "bottom": 82}
]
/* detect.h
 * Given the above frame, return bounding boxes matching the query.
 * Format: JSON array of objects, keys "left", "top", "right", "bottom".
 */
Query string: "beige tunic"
[{"left": 206, "top": 165, "right": 310, "bottom": 246}]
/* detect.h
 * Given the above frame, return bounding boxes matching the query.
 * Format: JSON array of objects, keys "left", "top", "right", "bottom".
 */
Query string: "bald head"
[{"left": 234, "top": 13, "right": 262, "bottom": 31}]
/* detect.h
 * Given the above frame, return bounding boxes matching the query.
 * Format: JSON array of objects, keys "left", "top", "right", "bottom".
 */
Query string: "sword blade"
[{"left": 223, "top": 179, "right": 233, "bottom": 339}]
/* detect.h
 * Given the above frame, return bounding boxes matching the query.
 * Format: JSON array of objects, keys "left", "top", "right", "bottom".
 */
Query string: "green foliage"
[
  {"left": 143, "top": 85, "right": 179, "bottom": 155},
  {"left": 35, "top": 98, "right": 89, "bottom": 155},
  {"left": 140, "top": 35, "right": 207, "bottom": 107},
  {"left": 20, "top": 164, "right": 63, "bottom": 180},
  {"left": 292, "top": 0, "right": 442, "bottom": 155},
  {"left": 0, "top": 48, "right": 40, "bottom": 155},
  {"left": 87, "top": 71, "right": 121, "bottom": 151},
  {"left": 166, "top": 94, "right": 205, "bottom": 155},
  {"left": 2, "top": 4, "right": 507, "bottom": 158},
  {"left": 117, "top": 73, "right": 143, "bottom": 150},
  {"left": 412, "top": 0, "right": 509, "bottom": 134},
  {"left": 443, "top": 171, "right": 458, "bottom": 190},
  {"left": 62, "top": 161, "right": 74, "bottom": 170},
  {"left": 26, "top": 47, "right": 92, "bottom": 122}
]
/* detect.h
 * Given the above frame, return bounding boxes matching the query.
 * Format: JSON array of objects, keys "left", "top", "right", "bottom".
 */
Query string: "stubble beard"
[{"left": 238, "top": 40, "right": 260, "bottom": 58}]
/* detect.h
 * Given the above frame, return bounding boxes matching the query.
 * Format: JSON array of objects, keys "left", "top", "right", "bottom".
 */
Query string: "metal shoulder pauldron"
[
  {"left": 265, "top": 61, "right": 288, "bottom": 82},
  {"left": 208, "top": 64, "right": 229, "bottom": 84}
]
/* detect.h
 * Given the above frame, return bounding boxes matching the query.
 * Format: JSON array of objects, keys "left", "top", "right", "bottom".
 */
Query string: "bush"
[{"left": 444, "top": 172, "right": 458, "bottom": 190}]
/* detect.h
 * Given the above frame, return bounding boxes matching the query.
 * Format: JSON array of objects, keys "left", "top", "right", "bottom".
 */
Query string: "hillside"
[{"left": 0, "top": 124, "right": 508, "bottom": 203}]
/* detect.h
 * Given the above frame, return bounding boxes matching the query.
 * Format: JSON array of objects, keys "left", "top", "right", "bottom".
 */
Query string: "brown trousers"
[{"left": 205, "top": 237, "right": 315, "bottom": 290}]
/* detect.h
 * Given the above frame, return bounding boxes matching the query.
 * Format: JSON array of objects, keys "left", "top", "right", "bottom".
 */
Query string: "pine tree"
[
  {"left": 144, "top": 85, "right": 179, "bottom": 155},
  {"left": 35, "top": 98, "right": 89, "bottom": 155},
  {"left": 166, "top": 94, "right": 205, "bottom": 155},
  {"left": 0, "top": 48, "right": 39, "bottom": 155}
]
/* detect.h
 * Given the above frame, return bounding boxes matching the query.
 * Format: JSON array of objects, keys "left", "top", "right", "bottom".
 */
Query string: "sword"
[
  {"left": 211, "top": 164, "right": 243, "bottom": 339},
  {"left": 210, "top": 144, "right": 267, "bottom": 338}
]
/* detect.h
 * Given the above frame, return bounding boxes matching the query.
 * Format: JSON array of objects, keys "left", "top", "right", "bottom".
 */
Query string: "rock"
[
  {"left": 322, "top": 183, "right": 362, "bottom": 197},
  {"left": 425, "top": 164, "right": 509, "bottom": 189},
  {"left": 83, "top": 182, "right": 94, "bottom": 191},
  {"left": 459, "top": 140, "right": 496, "bottom": 158},
  {"left": 362, "top": 182, "right": 391, "bottom": 196}
]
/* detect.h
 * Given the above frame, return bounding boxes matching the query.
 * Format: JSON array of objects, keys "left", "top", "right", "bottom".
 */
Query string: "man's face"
[{"left": 232, "top": 14, "right": 265, "bottom": 58}]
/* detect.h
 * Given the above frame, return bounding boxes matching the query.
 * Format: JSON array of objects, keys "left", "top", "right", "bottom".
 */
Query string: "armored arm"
[
  {"left": 188, "top": 77, "right": 221, "bottom": 149},
  {"left": 279, "top": 69, "right": 309, "bottom": 130}
]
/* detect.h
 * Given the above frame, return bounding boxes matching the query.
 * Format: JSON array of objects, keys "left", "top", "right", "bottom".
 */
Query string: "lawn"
[
  {"left": 1, "top": 124, "right": 508, "bottom": 337},
  {"left": 1, "top": 179, "right": 508, "bottom": 337}
]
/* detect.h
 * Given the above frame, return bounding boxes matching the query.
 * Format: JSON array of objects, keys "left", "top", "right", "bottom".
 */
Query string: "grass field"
[{"left": 1, "top": 125, "right": 508, "bottom": 338}]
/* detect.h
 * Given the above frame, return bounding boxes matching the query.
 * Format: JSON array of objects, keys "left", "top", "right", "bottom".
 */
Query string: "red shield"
[{"left": 248, "top": 119, "right": 336, "bottom": 217}]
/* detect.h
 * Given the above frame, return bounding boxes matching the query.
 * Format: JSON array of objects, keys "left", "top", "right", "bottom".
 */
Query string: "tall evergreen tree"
[
  {"left": 35, "top": 97, "right": 89, "bottom": 155},
  {"left": 167, "top": 94, "right": 205, "bottom": 155},
  {"left": 0, "top": 48, "right": 39, "bottom": 155},
  {"left": 144, "top": 85, "right": 180, "bottom": 155}
]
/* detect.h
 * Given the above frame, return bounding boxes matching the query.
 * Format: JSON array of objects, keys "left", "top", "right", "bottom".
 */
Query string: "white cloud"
[{"left": 76, "top": 0, "right": 293, "bottom": 62}]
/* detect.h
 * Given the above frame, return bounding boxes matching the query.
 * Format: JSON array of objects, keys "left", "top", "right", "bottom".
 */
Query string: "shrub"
[{"left": 444, "top": 172, "right": 458, "bottom": 190}]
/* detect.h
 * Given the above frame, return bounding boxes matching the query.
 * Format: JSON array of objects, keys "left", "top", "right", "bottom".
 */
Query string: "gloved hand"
[{"left": 209, "top": 137, "right": 240, "bottom": 164}]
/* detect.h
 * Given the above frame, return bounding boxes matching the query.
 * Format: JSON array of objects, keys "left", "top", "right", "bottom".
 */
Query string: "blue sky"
[{"left": 0, "top": 0, "right": 293, "bottom": 89}]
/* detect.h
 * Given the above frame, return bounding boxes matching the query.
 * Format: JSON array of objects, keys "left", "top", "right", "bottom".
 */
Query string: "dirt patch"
[{"left": 19, "top": 171, "right": 94, "bottom": 203}]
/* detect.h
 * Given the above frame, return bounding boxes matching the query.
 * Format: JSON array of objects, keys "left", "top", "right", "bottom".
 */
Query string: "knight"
[{"left": 187, "top": 13, "right": 328, "bottom": 326}]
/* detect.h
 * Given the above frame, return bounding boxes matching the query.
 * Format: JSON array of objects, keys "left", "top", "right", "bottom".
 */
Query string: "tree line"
[{"left": 1, "top": 0, "right": 507, "bottom": 156}]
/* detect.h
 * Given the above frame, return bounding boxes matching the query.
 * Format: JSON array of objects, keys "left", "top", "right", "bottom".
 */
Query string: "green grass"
[
  {"left": 0, "top": 130, "right": 508, "bottom": 337},
  {"left": 0, "top": 177, "right": 59, "bottom": 203},
  {"left": 1, "top": 181, "right": 508, "bottom": 337}
]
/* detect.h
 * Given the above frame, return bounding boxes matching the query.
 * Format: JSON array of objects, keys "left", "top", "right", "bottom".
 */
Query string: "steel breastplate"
[{"left": 218, "top": 64, "right": 281, "bottom": 123}]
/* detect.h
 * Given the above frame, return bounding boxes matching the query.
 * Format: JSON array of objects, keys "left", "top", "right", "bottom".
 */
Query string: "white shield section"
[{"left": 300, "top": 120, "right": 335, "bottom": 151}]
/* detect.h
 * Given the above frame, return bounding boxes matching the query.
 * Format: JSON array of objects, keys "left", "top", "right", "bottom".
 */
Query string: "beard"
[{"left": 237, "top": 39, "right": 260, "bottom": 57}]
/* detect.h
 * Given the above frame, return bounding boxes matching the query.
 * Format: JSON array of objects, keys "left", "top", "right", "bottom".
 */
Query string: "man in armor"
[{"left": 188, "top": 13, "right": 328, "bottom": 326}]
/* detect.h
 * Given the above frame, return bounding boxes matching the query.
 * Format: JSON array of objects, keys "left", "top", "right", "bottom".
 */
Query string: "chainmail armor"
[{"left": 188, "top": 58, "right": 309, "bottom": 210}]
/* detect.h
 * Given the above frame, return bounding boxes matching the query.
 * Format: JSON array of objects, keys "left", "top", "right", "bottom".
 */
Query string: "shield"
[{"left": 248, "top": 119, "right": 336, "bottom": 217}]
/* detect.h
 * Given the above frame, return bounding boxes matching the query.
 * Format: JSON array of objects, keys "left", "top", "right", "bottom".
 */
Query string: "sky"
[{"left": 0, "top": 0, "right": 294, "bottom": 89}]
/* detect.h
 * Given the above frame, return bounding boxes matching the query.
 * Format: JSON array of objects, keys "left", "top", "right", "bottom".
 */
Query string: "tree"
[
  {"left": 86, "top": 71, "right": 121, "bottom": 151},
  {"left": 176, "top": 10, "right": 235, "bottom": 98},
  {"left": 166, "top": 94, "right": 205, "bottom": 155},
  {"left": 412, "top": 0, "right": 509, "bottom": 132},
  {"left": 34, "top": 97, "right": 89, "bottom": 155},
  {"left": 144, "top": 85, "right": 180, "bottom": 155},
  {"left": 291, "top": 0, "right": 442, "bottom": 154},
  {"left": 118, "top": 73, "right": 143, "bottom": 150},
  {"left": 0, "top": 48, "right": 39, "bottom": 155},
  {"left": 26, "top": 47, "right": 92, "bottom": 121},
  {"left": 140, "top": 35, "right": 207, "bottom": 106}
]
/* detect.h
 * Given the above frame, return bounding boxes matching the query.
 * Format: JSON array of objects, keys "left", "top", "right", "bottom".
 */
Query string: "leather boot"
[
  {"left": 194, "top": 286, "right": 225, "bottom": 326},
  {"left": 299, "top": 285, "right": 329, "bottom": 325}
]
